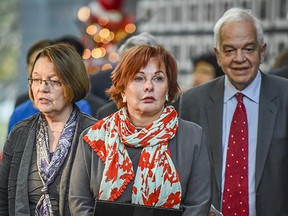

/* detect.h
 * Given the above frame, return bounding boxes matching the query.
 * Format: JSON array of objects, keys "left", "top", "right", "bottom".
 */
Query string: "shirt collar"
[{"left": 224, "top": 70, "right": 261, "bottom": 103}]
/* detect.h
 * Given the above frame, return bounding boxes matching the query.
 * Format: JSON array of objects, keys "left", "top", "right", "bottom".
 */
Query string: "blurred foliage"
[{"left": 0, "top": 0, "right": 20, "bottom": 81}]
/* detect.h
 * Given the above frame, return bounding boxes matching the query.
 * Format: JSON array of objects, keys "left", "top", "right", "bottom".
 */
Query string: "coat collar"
[
  {"left": 255, "top": 73, "right": 278, "bottom": 189},
  {"left": 207, "top": 77, "right": 225, "bottom": 191}
]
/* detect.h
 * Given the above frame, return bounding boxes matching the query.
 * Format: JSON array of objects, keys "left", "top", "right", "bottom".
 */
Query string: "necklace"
[
  {"left": 49, "top": 127, "right": 63, "bottom": 133},
  {"left": 51, "top": 130, "right": 62, "bottom": 133}
]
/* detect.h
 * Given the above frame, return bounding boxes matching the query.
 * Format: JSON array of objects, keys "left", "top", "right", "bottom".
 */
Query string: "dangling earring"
[
  {"left": 123, "top": 95, "right": 127, "bottom": 103},
  {"left": 166, "top": 94, "right": 169, "bottom": 102}
]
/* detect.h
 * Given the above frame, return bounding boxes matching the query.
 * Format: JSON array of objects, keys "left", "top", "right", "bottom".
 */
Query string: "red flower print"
[
  {"left": 120, "top": 173, "right": 133, "bottom": 181},
  {"left": 132, "top": 186, "right": 137, "bottom": 195},
  {"left": 142, "top": 187, "right": 161, "bottom": 206},
  {"left": 91, "top": 119, "right": 104, "bottom": 130},
  {"left": 162, "top": 192, "right": 181, "bottom": 208},
  {"left": 110, "top": 187, "right": 119, "bottom": 200},
  {"left": 164, "top": 171, "right": 180, "bottom": 186},
  {"left": 105, "top": 154, "right": 118, "bottom": 183},
  {"left": 138, "top": 149, "right": 150, "bottom": 171},
  {"left": 94, "top": 139, "right": 106, "bottom": 157},
  {"left": 119, "top": 157, "right": 132, "bottom": 172},
  {"left": 163, "top": 162, "right": 172, "bottom": 177},
  {"left": 110, "top": 128, "right": 118, "bottom": 138}
]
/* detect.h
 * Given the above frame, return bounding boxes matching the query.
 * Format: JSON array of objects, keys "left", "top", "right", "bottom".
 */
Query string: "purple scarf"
[{"left": 35, "top": 109, "right": 76, "bottom": 216}]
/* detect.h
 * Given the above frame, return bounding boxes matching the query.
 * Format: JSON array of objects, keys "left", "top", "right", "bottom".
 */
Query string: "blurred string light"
[
  {"left": 77, "top": 0, "right": 136, "bottom": 73},
  {"left": 78, "top": 6, "right": 90, "bottom": 22}
]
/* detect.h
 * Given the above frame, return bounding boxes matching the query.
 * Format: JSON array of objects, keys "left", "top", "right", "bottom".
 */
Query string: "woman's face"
[
  {"left": 124, "top": 57, "right": 168, "bottom": 120},
  {"left": 30, "top": 57, "right": 70, "bottom": 117}
]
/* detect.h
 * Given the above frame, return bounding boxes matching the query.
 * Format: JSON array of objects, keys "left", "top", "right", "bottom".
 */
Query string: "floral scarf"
[
  {"left": 84, "top": 105, "right": 182, "bottom": 209},
  {"left": 35, "top": 109, "right": 77, "bottom": 215}
]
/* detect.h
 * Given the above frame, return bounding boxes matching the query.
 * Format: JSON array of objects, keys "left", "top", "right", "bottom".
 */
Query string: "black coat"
[{"left": 0, "top": 108, "right": 96, "bottom": 215}]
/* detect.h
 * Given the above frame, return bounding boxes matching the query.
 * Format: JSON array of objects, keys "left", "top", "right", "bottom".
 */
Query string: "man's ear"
[
  {"left": 260, "top": 43, "right": 267, "bottom": 64},
  {"left": 214, "top": 47, "right": 221, "bottom": 67}
]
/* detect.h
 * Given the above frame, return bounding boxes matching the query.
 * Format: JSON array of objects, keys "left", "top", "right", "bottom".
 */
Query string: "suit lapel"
[
  {"left": 207, "top": 78, "right": 225, "bottom": 192},
  {"left": 255, "top": 75, "right": 278, "bottom": 189}
]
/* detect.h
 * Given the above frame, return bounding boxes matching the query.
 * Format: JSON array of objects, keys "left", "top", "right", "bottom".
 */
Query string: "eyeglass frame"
[{"left": 28, "top": 78, "right": 62, "bottom": 87}]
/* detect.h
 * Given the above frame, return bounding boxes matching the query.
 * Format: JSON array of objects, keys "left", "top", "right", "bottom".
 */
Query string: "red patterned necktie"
[{"left": 222, "top": 93, "right": 249, "bottom": 216}]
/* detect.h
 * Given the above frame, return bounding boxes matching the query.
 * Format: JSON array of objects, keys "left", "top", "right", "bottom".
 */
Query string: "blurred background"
[{"left": 0, "top": 0, "right": 288, "bottom": 151}]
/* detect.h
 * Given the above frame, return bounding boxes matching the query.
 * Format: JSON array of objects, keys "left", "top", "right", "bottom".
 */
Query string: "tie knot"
[{"left": 235, "top": 92, "right": 244, "bottom": 103}]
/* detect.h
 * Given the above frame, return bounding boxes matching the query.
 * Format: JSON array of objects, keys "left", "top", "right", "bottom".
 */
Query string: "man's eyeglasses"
[{"left": 28, "top": 78, "right": 62, "bottom": 87}]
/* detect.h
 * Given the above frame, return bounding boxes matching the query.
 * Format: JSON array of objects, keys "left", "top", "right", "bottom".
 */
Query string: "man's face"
[{"left": 214, "top": 20, "right": 267, "bottom": 90}]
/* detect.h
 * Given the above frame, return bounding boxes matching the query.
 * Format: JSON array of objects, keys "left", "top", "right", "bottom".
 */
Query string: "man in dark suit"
[{"left": 179, "top": 8, "right": 288, "bottom": 216}]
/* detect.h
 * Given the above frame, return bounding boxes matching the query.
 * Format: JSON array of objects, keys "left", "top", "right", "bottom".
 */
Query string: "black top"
[{"left": 28, "top": 146, "right": 61, "bottom": 215}]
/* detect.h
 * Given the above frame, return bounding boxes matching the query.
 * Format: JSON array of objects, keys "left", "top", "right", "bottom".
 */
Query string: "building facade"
[{"left": 136, "top": 0, "right": 288, "bottom": 89}]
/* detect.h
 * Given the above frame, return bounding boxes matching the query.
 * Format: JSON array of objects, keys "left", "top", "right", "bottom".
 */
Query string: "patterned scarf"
[
  {"left": 35, "top": 109, "right": 77, "bottom": 216},
  {"left": 84, "top": 106, "right": 182, "bottom": 209}
]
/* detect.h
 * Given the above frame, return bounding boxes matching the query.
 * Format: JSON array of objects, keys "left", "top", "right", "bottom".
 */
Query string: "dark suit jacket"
[
  {"left": 179, "top": 73, "right": 288, "bottom": 215},
  {"left": 89, "top": 69, "right": 113, "bottom": 102},
  {"left": 96, "top": 101, "right": 118, "bottom": 120},
  {"left": 85, "top": 92, "right": 107, "bottom": 117},
  {"left": 268, "top": 66, "right": 288, "bottom": 79}
]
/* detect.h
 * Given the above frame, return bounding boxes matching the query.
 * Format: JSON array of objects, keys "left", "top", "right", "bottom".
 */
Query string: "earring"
[
  {"left": 166, "top": 94, "right": 169, "bottom": 101},
  {"left": 123, "top": 95, "right": 127, "bottom": 103}
]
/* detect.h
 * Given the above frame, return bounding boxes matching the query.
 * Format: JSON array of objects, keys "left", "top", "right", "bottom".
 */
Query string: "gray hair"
[
  {"left": 214, "top": 8, "right": 264, "bottom": 50},
  {"left": 117, "top": 32, "right": 159, "bottom": 56}
]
